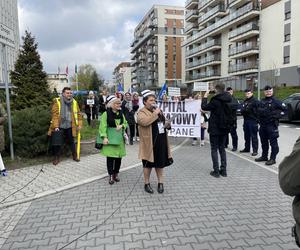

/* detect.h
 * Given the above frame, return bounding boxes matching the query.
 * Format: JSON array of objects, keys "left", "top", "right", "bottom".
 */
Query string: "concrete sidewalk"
[
  {"left": 0, "top": 139, "right": 297, "bottom": 250},
  {"left": 0, "top": 138, "right": 184, "bottom": 208}
]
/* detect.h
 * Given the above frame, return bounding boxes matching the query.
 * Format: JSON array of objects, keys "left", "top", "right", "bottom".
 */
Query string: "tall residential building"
[
  {"left": 260, "top": 0, "right": 300, "bottom": 87},
  {"left": 184, "top": 0, "right": 260, "bottom": 91},
  {"left": 130, "top": 5, "right": 185, "bottom": 91},
  {"left": 0, "top": 0, "right": 20, "bottom": 84},
  {"left": 113, "top": 62, "right": 132, "bottom": 92},
  {"left": 184, "top": 0, "right": 300, "bottom": 91}
]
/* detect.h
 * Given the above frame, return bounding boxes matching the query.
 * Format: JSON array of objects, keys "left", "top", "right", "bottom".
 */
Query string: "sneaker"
[
  {"left": 0, "top": 169, "right": 8, "bottom": 176},
  {"left": 192, "top": 140, "right": 197, "bottom": 146},
  {"left": 136, "top": 137, "right": 140, "bottom": 142},
  {"left": 265, "top": 159, "right": 276, "bottom": 165},
  {"left": 210, "top": 171, "right": 220, "bottom": 178},
  {"left": 201, "top": 142, "right": 205, "bottom": 146}
]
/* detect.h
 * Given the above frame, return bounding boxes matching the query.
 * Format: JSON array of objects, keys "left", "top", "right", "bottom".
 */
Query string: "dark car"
[
  {"left": 282, "top": 93, "right": 300, "bottom": 122},
  {"left": 236, "top": 99, "right": 243, "bottom": 116}
]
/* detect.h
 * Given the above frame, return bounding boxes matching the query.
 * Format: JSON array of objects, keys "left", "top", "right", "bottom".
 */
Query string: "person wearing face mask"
[
  {"left": 137, "top": 90, "right": 173, "bottom": 194},
  {"left": 99, "top": 95, "right": 128, "bottom": 185},
  {"left": 255, "top": 85, "right": 287, "bottom": 165}
]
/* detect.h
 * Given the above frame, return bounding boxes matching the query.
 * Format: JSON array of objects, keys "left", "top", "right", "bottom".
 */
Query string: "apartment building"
[
  {"left": 0, "top": 0, "right": 20, "bottom": 84},
  {"left": 184, "top": 0, "right": 300, "bottom": 91},
  {"left": 130, "top": 5, "right": 185, "bottom": 91},
  {"left": 113, "top": 62, "right": 132, "bottom": 92},
  {"left": 184, "top": 0, "right": 260, "bottom": 91},
  {"left": 260, "top": 0, "right": 300, "bottom": 87}
]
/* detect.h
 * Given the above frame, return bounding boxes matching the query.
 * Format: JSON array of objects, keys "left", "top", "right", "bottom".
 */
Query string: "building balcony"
[
  {"left": 198, "top": 0, "right": 218, "bottom": 11},
  {"left": 186, "top": 54, "right": 221, "bottom": 70},
  {"left": 186, "top": 0, "right": 198, "bottom": 10},
  {"left": 147, "top": 48, "right": 157, "bottom": 54},
  {"left": 198, "top": 4, "right": 226, "bottom": 26},
  {"left": 186, "top": 10, "right": 198, "bottom": 22},
  {"left": 229, "top": 42, "right": 259, "bottom": 58},
  {"left": 185, "top": 22, "right": 198, "bottom": 34},
  {"left": 229, "top": 0, "right": 252, "bottom": 9},
  {"left": 184, "top": 2, "right": 259, "bottom": 46},
  {"left": 186, "top": 39, "right": 221, "bottom": 58},
  {"left": 228, "top": 61, "right": 258, "bottom": 74},
  {"left": 131, "top": 30, "right": 156, "bottom": 53},
  {"left": 229, "top": 22, "right": 259, "bottom": 42},
  {"left": 186, "top": 69, "right": 221, "bottom": 81}
]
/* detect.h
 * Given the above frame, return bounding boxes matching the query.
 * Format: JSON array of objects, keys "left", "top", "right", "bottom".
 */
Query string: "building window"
[
  {"left": 283, "top": 45, "right": 290, "bottom": 64},
  {"left": 285, "top": 0, "right": 291, "bottom": 20},
  {"left": 284, "top": 23, "right": 291, "bottom": 42}
]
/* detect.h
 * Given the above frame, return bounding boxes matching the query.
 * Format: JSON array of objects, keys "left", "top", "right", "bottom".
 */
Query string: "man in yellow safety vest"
[{"left": 48, "top": 87, "right": 82, "bottom": 165}]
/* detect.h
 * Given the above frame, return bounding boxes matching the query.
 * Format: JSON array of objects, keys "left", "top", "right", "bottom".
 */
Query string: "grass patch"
[{"left": 80, "top": 118, "right": 100, "bottom": 140}]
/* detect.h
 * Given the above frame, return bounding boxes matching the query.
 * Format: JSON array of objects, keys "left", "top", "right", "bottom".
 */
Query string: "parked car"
[
  {"left": 282, "top": 93, "right": 300, "bottom": 122},
  {"left": 236, "top": 99, "right": 243, "bottom": 116}
]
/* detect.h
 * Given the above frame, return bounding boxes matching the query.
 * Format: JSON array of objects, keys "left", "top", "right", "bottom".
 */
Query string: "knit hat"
[
  {"left": 89, "top": 91, "right": 94, "bottom": 95},
  {"left": 106, "top": 95, "right": 117, "bottom": 104},
  {"left": 264, "top": 85, "right": 273, "bottom": 91},
  {"left": 141, "top": 89, "right": 155, "bottom": 98}
]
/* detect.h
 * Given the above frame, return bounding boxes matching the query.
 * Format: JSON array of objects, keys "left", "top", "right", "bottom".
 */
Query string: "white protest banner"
[
  {"left": 87, "top": 99, "right": 95, "bottom": 105},
  {"left": 194, "top": 81, "right": 208, "bottom": 92},
  {"left": 168, "top": 87, "right": 180, "bottom": 97},
  {"left": 158, "top": 100, "right": 201, "bottom": 137}
]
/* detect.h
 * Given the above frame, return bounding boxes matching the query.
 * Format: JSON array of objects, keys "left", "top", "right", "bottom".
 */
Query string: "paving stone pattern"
[{"left": 1, "top": 143, "right": 297, "bottom": 250}]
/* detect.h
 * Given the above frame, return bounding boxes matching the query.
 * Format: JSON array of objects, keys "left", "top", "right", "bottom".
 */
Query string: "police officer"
[
  {"left": 224, "top": 87, "right": 239, "bottom": 151},
  {"left": 240, "top": 88, "right": 259, "bottom": 156},
  {"left": 255, "top": 85, "right": 286, "bottom": 165}
]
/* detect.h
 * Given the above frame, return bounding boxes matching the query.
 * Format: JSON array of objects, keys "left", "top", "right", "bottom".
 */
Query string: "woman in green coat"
[{"left": 99, "top": 95, "right": 127, "bottom": 184}]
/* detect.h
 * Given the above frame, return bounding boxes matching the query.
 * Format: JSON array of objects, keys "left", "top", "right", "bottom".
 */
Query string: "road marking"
[
  {"left": 296, "top": 128, "right": 300, "bottom": 130},
  {"left": 281, "top": 125, "right": 290, "bottom": 128}
]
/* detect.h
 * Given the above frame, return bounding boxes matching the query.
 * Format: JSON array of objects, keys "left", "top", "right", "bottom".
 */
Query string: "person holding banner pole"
[{"left": 137, "top": 90, "right": 173, "bottom": 194}]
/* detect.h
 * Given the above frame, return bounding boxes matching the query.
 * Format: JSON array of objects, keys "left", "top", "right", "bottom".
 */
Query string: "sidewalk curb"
[{"left": 0, "top": 139, "right": 188, "bottom": 210}]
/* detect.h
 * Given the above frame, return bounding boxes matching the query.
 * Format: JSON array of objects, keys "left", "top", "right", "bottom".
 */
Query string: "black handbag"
[{"left": 51, "top": 130, "right": 64, "bottom": 146}]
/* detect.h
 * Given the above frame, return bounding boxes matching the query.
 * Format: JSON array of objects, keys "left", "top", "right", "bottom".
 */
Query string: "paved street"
[{"left": 0, "top": 140, "right": 297, "bottom": 250}]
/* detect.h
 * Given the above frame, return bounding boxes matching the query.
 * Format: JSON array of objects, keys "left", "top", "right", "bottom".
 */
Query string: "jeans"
[{"left": 209, "top": 134, "right": 227, "bottom": 172}]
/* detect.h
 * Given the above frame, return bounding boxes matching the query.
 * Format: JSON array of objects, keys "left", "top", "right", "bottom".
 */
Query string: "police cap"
[
  {"left": 264, "top": 85, "right": 273, "bottom": 91},
  {"left": 226, "top": 87, "right": 233, "bottom": 91},
  {"left": 244, "top": 88, "right": 253, "bottom": 93}
]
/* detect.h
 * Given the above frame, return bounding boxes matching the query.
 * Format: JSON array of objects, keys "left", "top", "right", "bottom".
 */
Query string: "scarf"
[
  {"left": 107, "top": 108, "right": 123, "bottom": 127},
  {"left": 60, "top": 96, "right": 73, "bottom": 129}
]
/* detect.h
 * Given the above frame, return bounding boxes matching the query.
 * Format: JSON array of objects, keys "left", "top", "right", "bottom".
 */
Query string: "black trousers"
[
  {"left": 225, "top": 126, "right": 238, "bottom": 149},
  {"left": 86, "top": 113, "right": 96, "bottom": 125},
  {"left": 209, "top": 134, "right": 227, "bottom": 172},
  {"left": 107, "top": 157, "right": 122, "bottom": 175},
  {"left": 53, "top": 128, "right": 76, "bottom": 156},
  {"left": 129, "top": 124, "right": 135, "bottom": 142}
]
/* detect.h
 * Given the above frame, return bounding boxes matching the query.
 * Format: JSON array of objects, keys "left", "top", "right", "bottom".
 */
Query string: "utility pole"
[{"left": 257, "top": 0, "right": 262, "bottom": 100}]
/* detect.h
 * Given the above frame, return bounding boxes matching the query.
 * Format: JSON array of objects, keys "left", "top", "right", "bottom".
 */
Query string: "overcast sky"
[{"left": 18, "top": 0, "right": 185, "bottom": 80}]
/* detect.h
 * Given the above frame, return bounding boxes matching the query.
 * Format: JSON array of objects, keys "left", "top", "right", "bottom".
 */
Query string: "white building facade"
[
  {"left": 184, "top": 0, "right": 300, "bottom": 91},
  {"left": 47, "top": 73, "right": 69, "bottom": 94},
  {"left": 0, "top": 0, "right": 20, "bottom": 84},
  {"left": 113, "top": 62, "right": 132, "bottom": 93}
]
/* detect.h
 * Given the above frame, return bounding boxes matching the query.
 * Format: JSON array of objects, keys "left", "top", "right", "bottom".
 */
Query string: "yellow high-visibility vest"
[{"left": 55, "top": 97, "right": 79, "bottom": 126}]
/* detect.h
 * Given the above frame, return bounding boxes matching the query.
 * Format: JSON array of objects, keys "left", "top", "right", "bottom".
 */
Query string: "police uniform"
[
  {"left": 256, "top": 86, "right": 286, "bottom": 165},
  {"left": 240, "top": 89, "right": 259, "bottom": 156}
]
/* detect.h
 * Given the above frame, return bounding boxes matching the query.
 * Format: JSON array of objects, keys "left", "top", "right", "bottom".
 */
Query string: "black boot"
[
  {"left": 157, "top": 183, "right": 164, "bottom": 194},
  {"left": 109, "top": 175, "right": 114, "bottom": 185},
  {"left": 265, "top": 159, "right": 276, "bottom": 165},
  {"left": 220, "top": 167, "right": 227, "bottom": 177},
  {"left": 144, "top": 184, "right": 154, "bottom": 194},
  {"left": 113, "top": 173, "right": 120, "bottom": 182},
  {"left": 255, "top": 156, "right": 268, "bottom": 162},
  {"left": 72, "top": 152, "right": 80, "bottom": 162},
  {"left": 240, "top": 149, "right": 250, "bottom": 153},
  {"left": 210, "top": 170, "right": 220, "bottom": 178}
]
